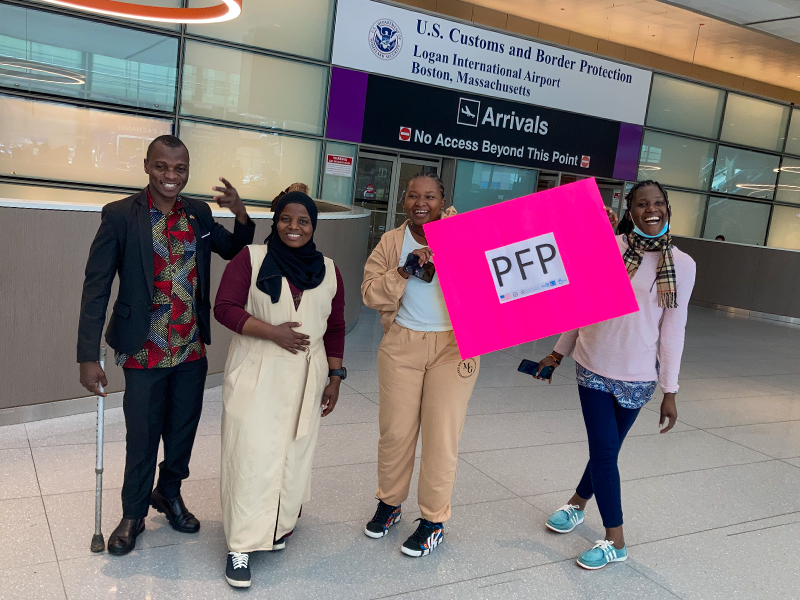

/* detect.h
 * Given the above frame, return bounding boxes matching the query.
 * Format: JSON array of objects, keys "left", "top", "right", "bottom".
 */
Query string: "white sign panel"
[
  {"left": 485, "top": 232, "right": 569, "bottom": 304},
  {"left": 332, "top": 0, "right": 652, "bottom": 125},
  {"left": 325, "top": 154, "right": 354, "bottom": 177}
]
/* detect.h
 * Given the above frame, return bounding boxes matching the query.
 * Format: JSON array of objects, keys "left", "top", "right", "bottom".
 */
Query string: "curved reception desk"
[{"left": 0, "top": 197, "right": 369, "bottom": 422}]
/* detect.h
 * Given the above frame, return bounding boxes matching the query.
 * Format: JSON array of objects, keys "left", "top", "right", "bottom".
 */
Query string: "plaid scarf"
[{"left": 623, "top": 231, "right": 678, "bottom": 308}]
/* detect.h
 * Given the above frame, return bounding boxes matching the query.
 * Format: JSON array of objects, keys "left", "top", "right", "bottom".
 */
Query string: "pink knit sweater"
[{"left": 554, "top": 235, "right": 696, "bottom": 393}]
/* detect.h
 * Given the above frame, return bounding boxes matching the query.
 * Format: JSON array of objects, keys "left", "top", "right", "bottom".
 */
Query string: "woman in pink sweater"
[{"left": 534, "top": 180, "right": 696, "bottom": 570}]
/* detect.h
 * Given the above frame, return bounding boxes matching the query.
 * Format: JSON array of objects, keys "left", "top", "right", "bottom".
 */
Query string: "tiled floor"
[{"left": 2, "top": 306, "right": 800, "bottom": 599}]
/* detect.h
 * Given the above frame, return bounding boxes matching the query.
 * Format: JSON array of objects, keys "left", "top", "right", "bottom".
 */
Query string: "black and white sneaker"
[
  {"left": 401, "top": 519, "right": 443, "bottom": 557},
  {"left": 273, "top": 529, "right": 293, "bottom": 551},
  {"left": 364, "top": 500, "right": 402, "bottom": 539},
  {"left": 225, "top": 552, "right": 251, "bottom": 588}
]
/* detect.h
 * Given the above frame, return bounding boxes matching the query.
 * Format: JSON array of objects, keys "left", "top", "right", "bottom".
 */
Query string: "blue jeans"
[{"left": 575, "top": 385, "right": 641, "bottom": 528}]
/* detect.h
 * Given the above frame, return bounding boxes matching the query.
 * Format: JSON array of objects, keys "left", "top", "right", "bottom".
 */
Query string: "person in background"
[
  {"left": 534, "top": 180, "right": 696, "bottom": 570},
  {"left": 361, "top": 172, "right": 480, "bottom": 557},
  {"left": 715, "top": 235, "right": 725, "bottom": 241},
  {"left": 214, "top": 192, "right": 346, "bottom": 588},
  {"left": 78, "top": 135, "right": 255, "bottom": 556},
  {"left": 273, "top": 182, "right": 310, "bottom": 204},
  {"left": 287, "top": 182, "right": 310, "bottom": 194}
]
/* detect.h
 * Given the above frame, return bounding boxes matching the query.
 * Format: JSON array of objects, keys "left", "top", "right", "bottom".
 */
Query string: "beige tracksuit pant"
[{"left": 376, "top": 322, "right": 480, "bottom": 523}]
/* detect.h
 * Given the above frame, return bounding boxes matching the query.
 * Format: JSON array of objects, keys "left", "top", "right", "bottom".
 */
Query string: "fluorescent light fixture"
[{"left": 34, "top": 0, "right": 242, "bottom": 24}]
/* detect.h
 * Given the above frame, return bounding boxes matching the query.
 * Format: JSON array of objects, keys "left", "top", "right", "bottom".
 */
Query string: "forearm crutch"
[{"left": 90, "top": 347, "right": 107, "bottom": 553}]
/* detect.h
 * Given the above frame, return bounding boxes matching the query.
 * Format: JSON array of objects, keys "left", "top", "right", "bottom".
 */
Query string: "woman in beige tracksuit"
[{"left": 361, "top": 172, "right": 480, "bottom": 557}]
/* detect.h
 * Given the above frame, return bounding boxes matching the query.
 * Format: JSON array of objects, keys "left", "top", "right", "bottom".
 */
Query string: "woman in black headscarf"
[{"left": 214, "top": 192, "right": 346, "bottom": 588}]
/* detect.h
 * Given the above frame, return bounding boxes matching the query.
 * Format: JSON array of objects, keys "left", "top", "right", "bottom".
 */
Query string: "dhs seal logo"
[{"left": 369, "top": 19, "right": 402, "bottom": 60}]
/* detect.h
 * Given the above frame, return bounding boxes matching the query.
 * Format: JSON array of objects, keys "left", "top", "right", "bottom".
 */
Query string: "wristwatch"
[{"left": 328, "top": 367, "right": 347, "bottom": 380}]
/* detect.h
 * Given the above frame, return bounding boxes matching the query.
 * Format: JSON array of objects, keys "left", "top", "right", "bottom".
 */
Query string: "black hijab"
[{"left": 256, "top": 191, "right": 326, "bottom": 303}]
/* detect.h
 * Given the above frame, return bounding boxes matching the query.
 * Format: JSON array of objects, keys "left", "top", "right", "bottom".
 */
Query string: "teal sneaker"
[
  {"left": 577, "top": 540, "right": 628, "bottom": 570},
  {"left": 545, "top": 504, "right": 585, "bottom": 533}
]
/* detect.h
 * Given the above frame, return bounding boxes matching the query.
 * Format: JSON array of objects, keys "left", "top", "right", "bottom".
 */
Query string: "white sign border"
[{"left": 332, "top": 0, "right": 652, "bottom": 125}]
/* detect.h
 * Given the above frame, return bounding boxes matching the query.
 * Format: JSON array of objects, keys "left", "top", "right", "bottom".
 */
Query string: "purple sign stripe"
[
  {"left": 613, "top": 123, "right": 643, "bottom": 181},
  {"left": 325, "top": 67, "right": 368, "bottom": 143}
]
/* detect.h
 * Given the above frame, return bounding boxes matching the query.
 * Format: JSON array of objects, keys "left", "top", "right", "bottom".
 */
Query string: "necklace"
[{"left": 410, "top": 224, "right": 426, "bottom": 239}]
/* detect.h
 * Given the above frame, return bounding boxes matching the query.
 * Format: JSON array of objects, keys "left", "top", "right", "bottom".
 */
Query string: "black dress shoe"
[
  {"left": 150, "top": 488, "right": 200, "bottom": 533},
  {"left": 107, "top": 518, "right": 145, "bottom": 556}
]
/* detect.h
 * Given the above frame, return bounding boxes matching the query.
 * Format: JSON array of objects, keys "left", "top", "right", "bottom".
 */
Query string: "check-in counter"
[{"left": 0, "top": 196, "right": 369, "bottom": 421}]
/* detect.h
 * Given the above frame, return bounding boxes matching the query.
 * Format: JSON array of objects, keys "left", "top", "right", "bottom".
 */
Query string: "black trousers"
[{"left": 120, "top": 357, "right": 208, "bottom": 519}]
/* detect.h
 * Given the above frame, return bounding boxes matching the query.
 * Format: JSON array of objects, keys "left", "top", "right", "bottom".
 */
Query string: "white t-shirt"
[{"left": 394, "top": 227, "right": 452, "bottom": 332}]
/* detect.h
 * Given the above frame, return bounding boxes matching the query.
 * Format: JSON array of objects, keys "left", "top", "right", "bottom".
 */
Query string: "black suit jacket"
[{"left": 77, "top": 189, "right": 256, "bottom": 363}]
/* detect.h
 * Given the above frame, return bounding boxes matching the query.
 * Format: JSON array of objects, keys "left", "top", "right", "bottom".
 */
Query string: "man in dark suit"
[{"left": 78, "top": 135, "right": 255, "bottom": 555}]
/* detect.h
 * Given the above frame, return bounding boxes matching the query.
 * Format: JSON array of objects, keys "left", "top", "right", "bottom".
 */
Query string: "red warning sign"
[
  {"left": 581, "top": 156, "right": 591, "bottom": 168},
  {"left": 399, "top": 126, "right": 411, "bottom": 142},
  {"left": 325, "top": 154, "right": 354, "bottom": 177}
]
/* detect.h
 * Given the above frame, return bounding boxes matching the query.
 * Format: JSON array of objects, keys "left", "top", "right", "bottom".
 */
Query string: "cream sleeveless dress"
[{"left": 221, "top": 244, "right": 337, "bottom": 552}]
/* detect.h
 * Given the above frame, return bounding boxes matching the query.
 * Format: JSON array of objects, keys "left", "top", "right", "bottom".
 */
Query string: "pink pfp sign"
[{"left": 423, "top": 178, "right": 638, "bottom": 359}]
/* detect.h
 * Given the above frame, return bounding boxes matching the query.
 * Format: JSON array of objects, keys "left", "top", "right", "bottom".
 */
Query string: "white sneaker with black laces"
[
  {"left": 401, "top": 518, "right": 443, "bottom": 557},
  {"left": 225, "top": 551, "right": 251, "bottom": 588}
]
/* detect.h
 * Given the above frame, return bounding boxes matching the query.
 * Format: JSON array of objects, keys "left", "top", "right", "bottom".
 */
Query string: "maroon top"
[{"left": 214, "top": 247, "right": 346, "bottom": 358}]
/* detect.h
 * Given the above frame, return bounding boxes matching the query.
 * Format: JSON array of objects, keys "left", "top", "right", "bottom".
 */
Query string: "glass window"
[
  {"left": 703, "top": 197, "right": 770, "bottom": 245},
  {"left": 667, "top": 190, "right": 705, "bottom": 238},
  {"left": 594, "top": 182, "right": 623, "bottom": 212},
  {"left": 186, "top": 0, "right": 335, "bottom": 61},
  {"left": 638, "top": 131, "right": 715, "bottom": 191},
  {"left": 320, "top": 142, "right": 356, "bottom": 205},
  {"left": 0, "top": 5, "right": 178, "bottom": 110},
  {"left": 0, "top": 182, "right": 122, "bottom": 206},
  {"left": 776, "top": 157, "right": 800, "bottom": 205},
  {"left": 720, "top": 93, "right": 790, "bottom": 152},
  {"left": 711, "top": 146, "right": 779, "bottom": 200},
  {"left": 766, "top": 205, "right": 800, "bottom": 251},
  {"left": 785, "top": 108, "right": 800, "bottom": 157},
  {"left": 178, "top": 120, "right": 321, "bottom": 202},
  {"left": 354, "top": 156, "right": 393, "bottom": 210},
  {"left": 181, "top": 41, "right": 326, "bottom": 135},
  {"left": 452, "top": 160, "right": 537, "bottom": 213},
  {"left": 646, "top": 75, "right": 725, "bottom": 139},
  {"left": 0, "top": 95, "right": 172, "bottom": 187}
]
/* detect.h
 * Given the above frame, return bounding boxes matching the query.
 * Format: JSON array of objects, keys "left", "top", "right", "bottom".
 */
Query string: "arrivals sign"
[
  {"left": 422, "top": 179, "right": 639, "bottom": 359},
  {"left": 326, "top": 68, "right": 643, "bottom": 180},
  {"left": 332, "top": 0, "right": 652, "bottom": 125}
]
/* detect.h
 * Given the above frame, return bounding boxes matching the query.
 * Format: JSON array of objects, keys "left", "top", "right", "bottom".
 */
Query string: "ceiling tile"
[
  {"left": 663, "top": 0, "right": 800, "bottom": 24},
  {"left": 753, "top": 18, "right": 800, "bottom": 43},
  {"left": 469, "top": 0, "right": 800, "bottom": 91}
]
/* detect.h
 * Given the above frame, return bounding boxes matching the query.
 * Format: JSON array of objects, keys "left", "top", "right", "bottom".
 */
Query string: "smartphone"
[
  {"left": 518, "top": 359, "right": 555, "bottom": 380},
  {"left": 403, "top": 253, "right": 436, "bottom": 283}
]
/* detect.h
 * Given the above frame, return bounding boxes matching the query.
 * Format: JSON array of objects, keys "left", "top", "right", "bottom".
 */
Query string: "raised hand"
[
  {"left": 605, "top": 205, "right": 619, "bottom": 230},
  {"left": 212, "top": 177, "right": 248, "bottom": 224}
]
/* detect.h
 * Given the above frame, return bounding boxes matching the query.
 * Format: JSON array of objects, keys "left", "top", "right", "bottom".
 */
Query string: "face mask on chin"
[{"left": 633, "top": 222, "right": 669, "bottom": 239}]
